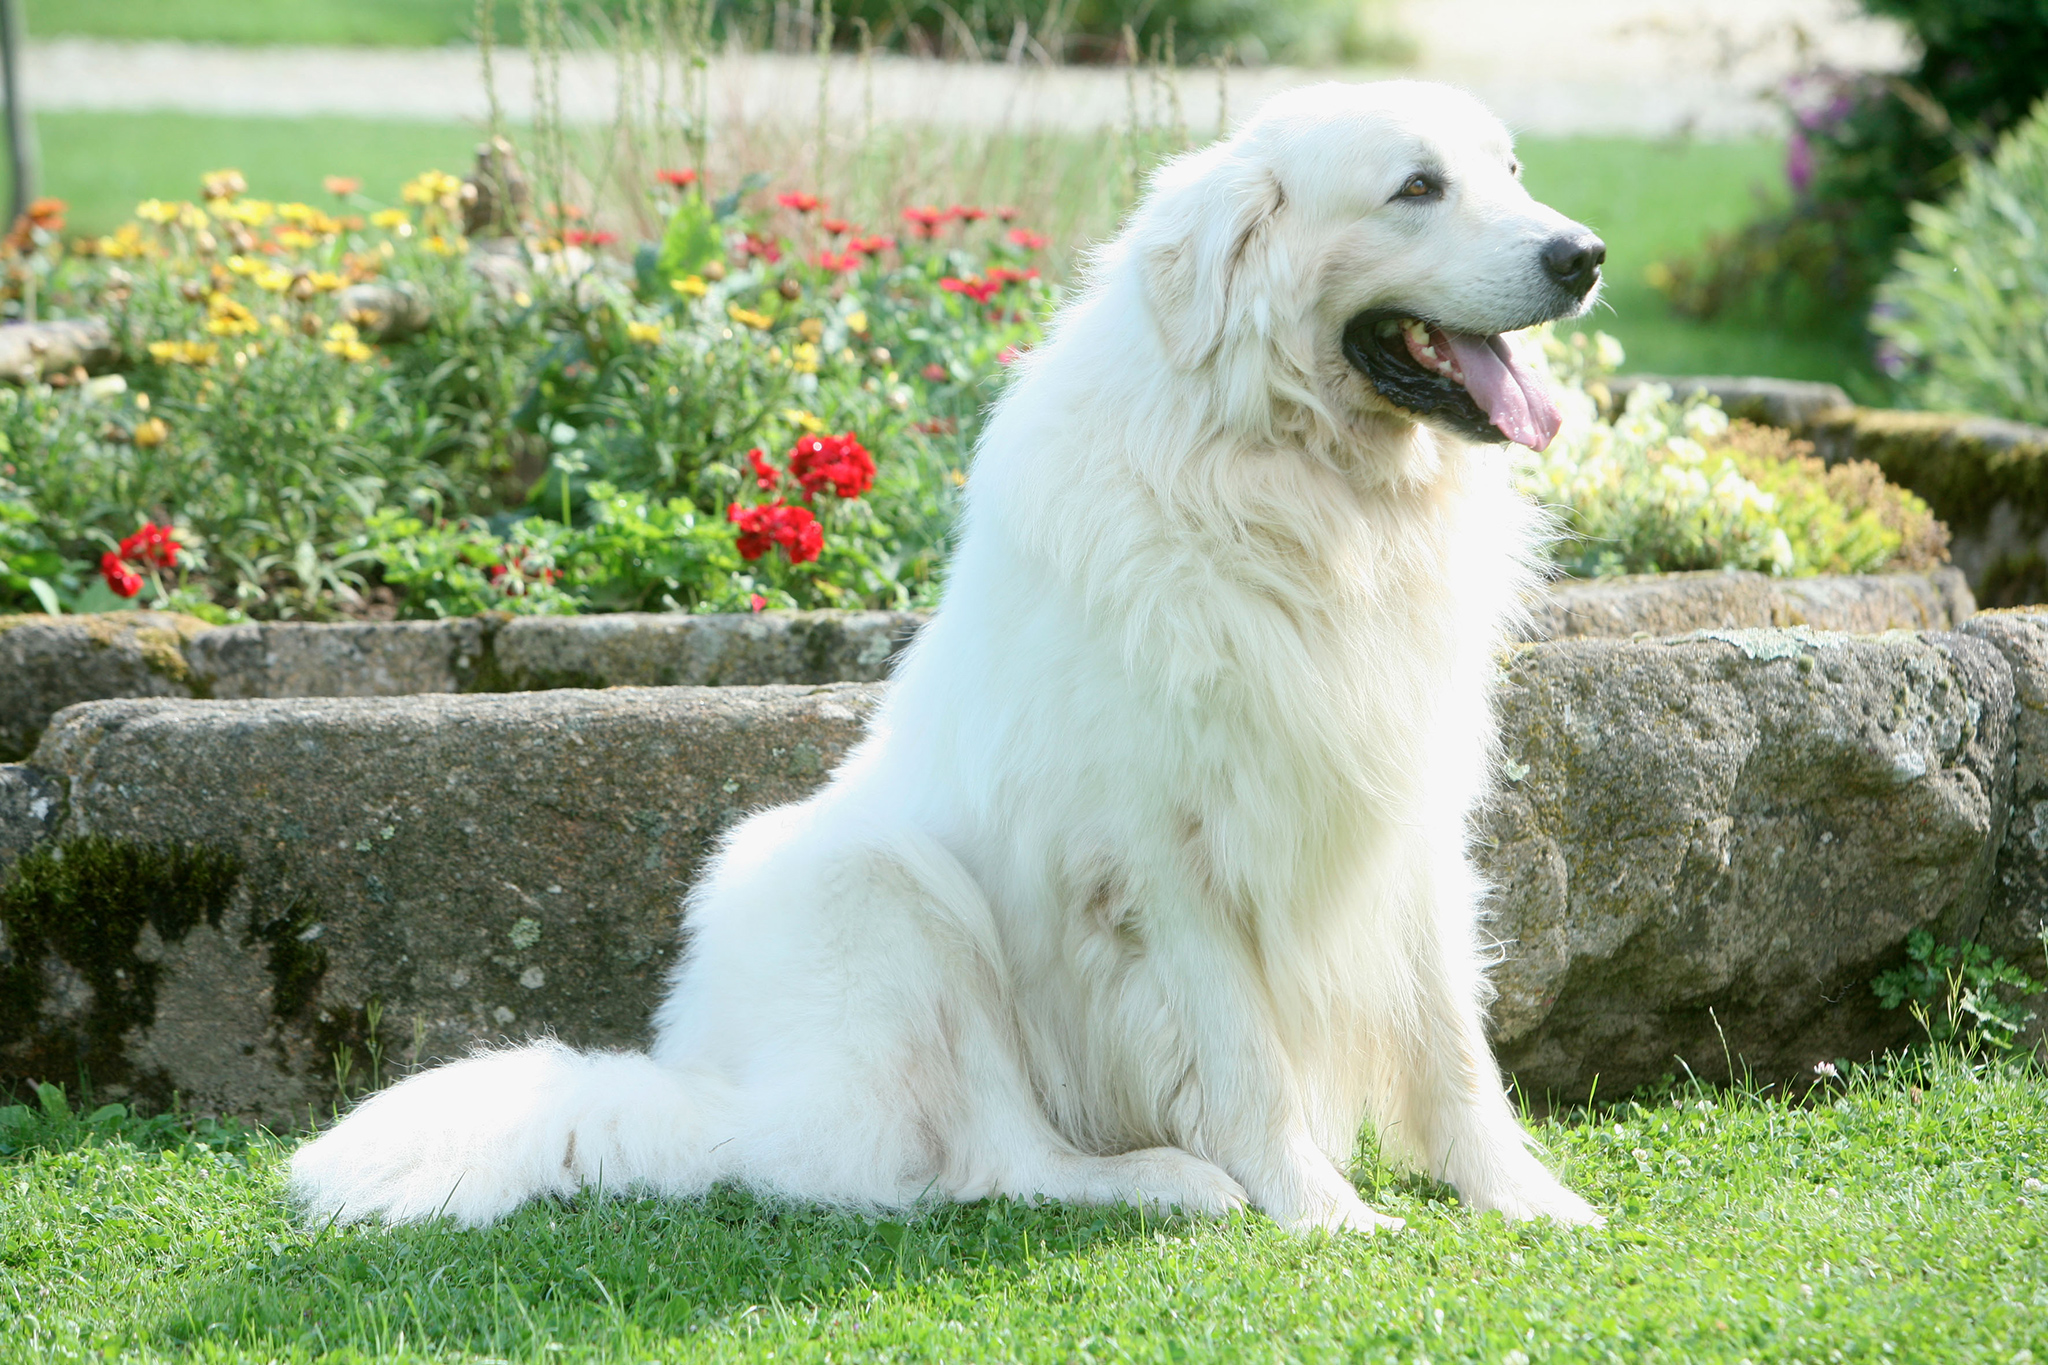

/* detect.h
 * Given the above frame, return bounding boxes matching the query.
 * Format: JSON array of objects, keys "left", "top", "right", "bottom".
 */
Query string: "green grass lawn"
[
  {"left": 3, "top": 1052, "right": 2044, "bottom": 1362},
  {"left": 16, "top": 112, "right": 1871, "bottom": 389},
  {"left": 24, "top": 0, "right": 509, "bottom": 47}
]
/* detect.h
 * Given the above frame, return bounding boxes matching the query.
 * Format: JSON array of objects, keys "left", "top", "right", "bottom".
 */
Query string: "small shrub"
[
  {"left": 1872, "top": 927, "right": 2047, "bottom": 1055},
  {"left": 1656, "top": 0, "right": 2048, "bottom": 339},
  {"left": 1519, "top": 330, "right": 1946, "bottom": 578},
  {"left": 1871, "top": 97, "right": 2048, "bottom": 423}
]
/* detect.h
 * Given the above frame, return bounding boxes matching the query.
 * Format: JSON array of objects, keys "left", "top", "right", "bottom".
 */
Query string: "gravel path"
[{"left": 25, "top": 0, "right": 1908, "bottom": 137}]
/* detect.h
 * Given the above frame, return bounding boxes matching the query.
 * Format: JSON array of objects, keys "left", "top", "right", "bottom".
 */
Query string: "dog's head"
[{"left": 1135, "top": 81, "right": 1602, "bottom": 453}]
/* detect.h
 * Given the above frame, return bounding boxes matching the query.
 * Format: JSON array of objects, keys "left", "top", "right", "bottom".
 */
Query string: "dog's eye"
[
  {"left": 1394, "top": 174, "right": 1438, "bottom": 201},
  {"left": 1509, "top": 160, "right": 1522, "bottom": 179}
]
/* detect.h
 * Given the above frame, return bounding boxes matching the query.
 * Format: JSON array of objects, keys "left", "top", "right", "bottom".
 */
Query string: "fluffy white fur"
[{"left": 291, "top": 79, "right": 1602, "bottom": 1234}]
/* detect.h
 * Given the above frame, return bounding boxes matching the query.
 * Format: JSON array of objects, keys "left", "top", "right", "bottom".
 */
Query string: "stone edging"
[{"left": 0, "top": 568, "right": 1973, "bottom": 761}]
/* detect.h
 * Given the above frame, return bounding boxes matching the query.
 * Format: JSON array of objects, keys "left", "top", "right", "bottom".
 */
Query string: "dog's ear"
[{"left": 1138, "top": 149, "right": 1285, "bottom": 371}]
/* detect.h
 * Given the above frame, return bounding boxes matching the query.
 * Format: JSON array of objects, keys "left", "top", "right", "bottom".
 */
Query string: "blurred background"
[
  {"left": 16, "top": 0, "right": 2002, "bottom": 392},
  {"left": 6, "top": 0, "right": 2048, "bottom": 620}
]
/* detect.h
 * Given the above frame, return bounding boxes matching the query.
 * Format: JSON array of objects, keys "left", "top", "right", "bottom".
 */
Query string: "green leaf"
[{"left": 656, "top": 197, "right": 721, "bottom": 284}]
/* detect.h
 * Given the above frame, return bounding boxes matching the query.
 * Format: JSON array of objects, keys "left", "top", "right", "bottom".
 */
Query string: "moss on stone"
[
  {"left": 0, "top": 836, "right": 241, "bottom": 1095},
  {"left": 1803, "top": 408, "right": 2048, "bottom": 539}
]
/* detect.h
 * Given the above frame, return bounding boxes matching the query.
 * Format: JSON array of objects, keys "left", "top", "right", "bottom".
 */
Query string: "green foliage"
[
  {"left": 1873, "top": 98, "right": 2048, "bottom": 423},
  {"left": 1520, "top": 330, "right": 1946, "bottom": 577},
  {"left": 0, "top": 1081, "right": 255, "bottom": 1160},
  {"left": 1873, "top": 927, "right": 2047, "bottom": 1054},
  {"left": 4, "top": 1051, "right": 2045, "bottom": 1360},
  {"left": 1658, "top": 0, "right": 2048, "bottom": 343}
]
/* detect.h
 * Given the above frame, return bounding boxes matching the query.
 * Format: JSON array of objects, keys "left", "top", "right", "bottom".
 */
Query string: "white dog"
[{"left": 292, "top": 80, "right": 1605, "bottom": 1234}]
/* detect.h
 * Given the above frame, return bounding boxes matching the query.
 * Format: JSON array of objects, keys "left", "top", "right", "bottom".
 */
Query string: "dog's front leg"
[
  {"left": 1151, "top": 928, "right": 1404, "bottom": 1235},
  {"left": 1374, "top": 858, "right": 1603, "bottom": 1226}
]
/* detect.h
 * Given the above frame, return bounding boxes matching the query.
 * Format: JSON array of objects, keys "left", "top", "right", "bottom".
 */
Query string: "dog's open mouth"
[{"left": 1342, "top": 310, "right": 1563, "bottom": 451}]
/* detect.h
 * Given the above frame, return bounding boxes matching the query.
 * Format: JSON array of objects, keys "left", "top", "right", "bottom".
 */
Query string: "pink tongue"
[{"left": 1438, "top": 330, "right": 1562, "bottom": 451}]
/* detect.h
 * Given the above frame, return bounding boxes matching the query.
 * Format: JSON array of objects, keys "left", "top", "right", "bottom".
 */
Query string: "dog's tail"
[{"left": 288, "top": 1039, "right": 735, "bottom": 1227}]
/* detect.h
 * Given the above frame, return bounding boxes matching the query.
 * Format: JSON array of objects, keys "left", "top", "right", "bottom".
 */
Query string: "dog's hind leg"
[{"left": 652, "top": 812, "right": 1246, "bottom": 1218}]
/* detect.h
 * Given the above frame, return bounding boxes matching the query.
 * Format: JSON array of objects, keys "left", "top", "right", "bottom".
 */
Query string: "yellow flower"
[
  {"left": 274, "top": 228, "right": 317, "bottom": 251},
  {"left": 844, "top": 309, "right": 868, "bottom": 334},
  {"left": 277, "top": 202, "right": 318, "bottom": 224},
  {"left": 204, "top": 294, "right": 259, "bottom": 337},
  {"left": 401, "top": 170, "right": 463, "bottom": 206},
  {"left": 132, "top": 417, "right": 169, "bottom": 448},
  {"left": 225, "top": 254, "right": 262, "bottom": 276},
  {"left": 200, "top": 168, "right": 247, "bottom": 202},
  {"left": 136, "top": 199, "right": 179, "bottom": 225},
  {"left": 321, "top": 323, "right": 373, "bottom": 363},
  {"left": 790, "top": 342, "right": 820, "bottom": 374},
  {"left": 626, "top": 321, "right": 663, "bottom": 345},
  {"left": 781, "top": 408, "right": 826, "bottom": 433},
  {"left": 728, "top": 304, "right": 773, "bottom": 330},
  {"left": 422, "top": 234, "right": 466, "bottom": 256},
  {"left": 216, "top": 199, "right": 275, "bottom": 226},
  {"left": 176, "top": 203, "right": 210, "bottom": 231},
  {"left": 672, "top": 274, "right": 708, "bottom": 297},
  {"left": 147, "top": 339, "right": 219, "bottom": 366},
  {"left": 369, "top": 208, "right": 410, "bottom": 230},
  {"left": 797, "top": 317, "right": 824, "bottom": 344},
  {"left": 253, "top": 267, "right": 293, "bottom": 292},
  {"left": 91, "top": 224, "right": 153, "bottom": 260},
  {"left": 305, "top": 271, "right": 345, "bottom": 293}
]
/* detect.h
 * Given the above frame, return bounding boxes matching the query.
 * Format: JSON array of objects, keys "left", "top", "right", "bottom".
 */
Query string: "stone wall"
[
  {"left": 4, "top": 611, "right": 2043, "bottom": 1124},
  {"left": 0, "top": 571, "right": 1972, "bottom": 761}
]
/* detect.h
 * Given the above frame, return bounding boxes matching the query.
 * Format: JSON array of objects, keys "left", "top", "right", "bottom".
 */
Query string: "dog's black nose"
[{"left": 1542, "top": 233, "right": 1606, "bottom": 294}]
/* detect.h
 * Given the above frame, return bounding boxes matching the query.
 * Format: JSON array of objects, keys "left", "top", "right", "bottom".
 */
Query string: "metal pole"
[{"left": 0, "top": 0, "right": 34, "bottom": 223}]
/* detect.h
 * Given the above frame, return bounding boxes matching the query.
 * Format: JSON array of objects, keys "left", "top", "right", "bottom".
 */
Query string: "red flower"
[
  {"left": 821, "top": 217, "right": 852, "bottom": 235},
  {"left": 940, "top": 275, "right": 1001, "bottom": 304},
  {"left": 746, "top": 446, "right": 782, "bottom": 490},
  {"left": 563, "top": 228, "right": 618, "bottom": 247},
  {"left": 949, "top": 204, "right": 989, "bottom": 223},
  {"left": 849, "top": 234, "right": 896, "bottom": 256},
  {"left": 735, "top": 232, "right": 783, "bottom": 264},
  {"left": 998, "top": 344, "right": 1028, "bottom": 365},
  {"left": 656, "top": 168, "right": 698, "bottom": 187},
  {"left": 813, "top": 249, "right": 862, "bottom": 273},
  {"left": 728, "top": 501, "right": 823, "bottom": 564},
  {"left": 995, "top": 205, "right": 1020, "bottom": 222},
  {"left": 922, "top": 363, "right": 948, "bottom": 382},
  {"left": 1006, "top": 227, "right": 1048, "bottom": 250},
  {"left": 777, "top": 192, "right": 822, "bottom": 213},
  {"left": 749, "top": 592, "right": 767, "bottom": 612},
  {"left": 984, "top": 265, "right": 1040, "bottom": 286},
  {"left": 118, "top": 522, "right": 181, "bottom": 569},
  {"left": 99, "top": 551, "right": 143, "bottom": 599},
  {"left": 901, "top": 205, "right": 946, "bottom": 237},
  {"left": 788, "top": 431, "right": 875, "bottom": 500}
]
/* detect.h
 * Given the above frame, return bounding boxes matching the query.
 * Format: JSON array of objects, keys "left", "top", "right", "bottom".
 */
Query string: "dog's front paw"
[
  {"left": 1465, "top": 1171, "right": 1604, "bottom": 1228},
  {"left": 1277, "top": 1194, "right": 1406, "bottom": 1237}
]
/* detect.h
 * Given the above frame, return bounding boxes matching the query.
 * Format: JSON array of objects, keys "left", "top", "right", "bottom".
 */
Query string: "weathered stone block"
[
  {"left": 1960, "top": 609, "right": 2048, "bottom": 1019},
  {"left": 0, "top": 685, "right": 877, "bottom": 1120},
  {"left": 0, "top": 613, "right": 210, "bottom": 761},
  {"left": 1481, "top": 629, "right": 2014, "bottom": 1098},
  {"left": 486, "top": 610, "right": 921, "bottom": 689},
  {"left": 1529, "top": 568, "right": 1972, "bottom": 641}
]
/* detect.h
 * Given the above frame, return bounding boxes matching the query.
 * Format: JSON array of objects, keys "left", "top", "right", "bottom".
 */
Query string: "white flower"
[{"left": 1813, "top": 1060, "right": 1839, "bottom": 1078}]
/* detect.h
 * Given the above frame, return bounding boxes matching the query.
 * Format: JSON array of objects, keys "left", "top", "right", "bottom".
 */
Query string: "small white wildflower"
[
  {"left": 2023, "top": 1176, "right": 2045, "bottom": 1194},
  {"left": 1813, "top": 1060, "right": 1839, "bottom": 1079},
  {"left": 1503, "top": 1352, "right": 1531, "bottom": 1365}
]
